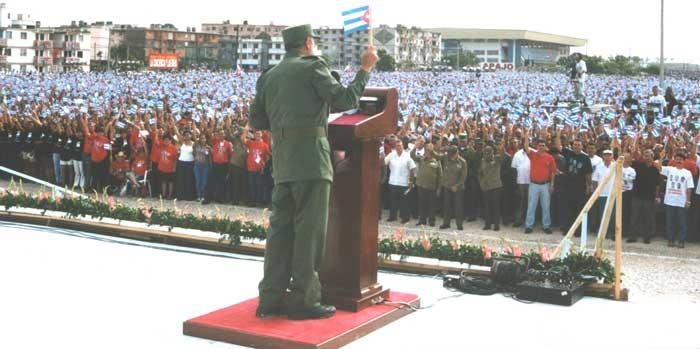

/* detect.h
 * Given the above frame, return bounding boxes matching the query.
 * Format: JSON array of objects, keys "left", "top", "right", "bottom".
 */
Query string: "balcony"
[
  {"left": 0, "top": 38, "right": 7, "bottom": 47},
  {"left": 34, "top": 56, "right": 53, "bottom": 66},
  {"left": 34, "top": 40, "right": 53, "bottom": 49},
  {"left": 64, "top": 57, "right": 82, "bottom": 65},
  {"left": 64, "top": 41, "right": 81, "bottom": 50}
]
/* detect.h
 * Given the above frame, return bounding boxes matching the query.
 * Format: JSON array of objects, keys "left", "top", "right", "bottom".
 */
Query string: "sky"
[{"left": 12, "top": 0, "right": 700, "bottom": 63}]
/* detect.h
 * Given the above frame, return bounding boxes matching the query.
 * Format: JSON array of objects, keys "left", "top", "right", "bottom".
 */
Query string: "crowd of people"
[{"left": 1, "top": 69, "right": 699, "bottom": 246}]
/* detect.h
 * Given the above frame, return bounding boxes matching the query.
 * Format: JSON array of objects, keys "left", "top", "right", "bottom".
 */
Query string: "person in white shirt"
[
  {"left": 385, "top": 141, "right": 417, "bottom": 223},
  {"left": 511, "top": 141, "right": 530, "bottom": 227},
  {"left": 591, "top": 149, "right": 616, "bottom": 239},
  {"left": 572, "top": 53, "right": 587, "bottom": 101},
  {"left": 586, "top": 142, "right": 603, "bottom": 232},
  {"left": 648, "top": 85, "right": 667, "bottom": 113},
  {"left": 620, "top": 153, "right": 637, "bottom": 238},
  {"left": 661, "top": 153, "right": 694, "bottom": 248}
]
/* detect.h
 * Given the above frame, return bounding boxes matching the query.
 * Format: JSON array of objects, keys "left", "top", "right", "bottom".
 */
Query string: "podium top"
[{"left": 329, "top": 87, "right": 398, "bottom": 142}]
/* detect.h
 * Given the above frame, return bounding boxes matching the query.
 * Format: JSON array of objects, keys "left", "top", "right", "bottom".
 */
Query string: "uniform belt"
[
  {"left": 531, "top": 180, "right": 550, "bottom": 185},
  {"left": 275, "top": 126, "right": 327, "bottom": 139}
]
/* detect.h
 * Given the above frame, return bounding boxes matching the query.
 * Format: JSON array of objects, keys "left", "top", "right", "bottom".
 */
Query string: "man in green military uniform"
[
  {"left": 414, "top": 143, "right": 442, "bottom": 226},
  {"left": 464, "top": 138, "right": 483, "bottom": 221},
  {"left": 440, "top": 145, "right": 468, "bottom": 230},
  {"left": 249, "top": 24, "right": 378, "bottom": 320}
]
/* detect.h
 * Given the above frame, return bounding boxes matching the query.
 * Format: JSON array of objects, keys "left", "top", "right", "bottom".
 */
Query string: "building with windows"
[
  {"left": 430, "top": 28, "right": 586, "bottom": 68},
  {"left": 316, "top": 25, "right": 441, "bottom": 69},
  {"left": 51, "top": 22, "right": 92, "bottom": 72},
  {"left": 200, "top": 20, "right": 286, "bottom": 39},
  {"left": 238, "top": 36, "right": 284, "bottom": 70},
  {"left": 0, "top": 2, "right": 38, "bottom": 72}
]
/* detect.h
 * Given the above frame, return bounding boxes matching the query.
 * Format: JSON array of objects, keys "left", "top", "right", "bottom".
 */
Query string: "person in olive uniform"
[
  {"left": 464, "top": 138, "right": 483, "bottom": 221},
  {"left": 250, "top": 24, "right": 378, "bottom": 320},
  {"left": 414, "top": 143, "right": 442, "bottom": 226},
  {"left": 440, "top": 145, "right": 468, "bottom": 230},
  {"left": 479, "top": 146, "right": 503, "bottom": 230}
]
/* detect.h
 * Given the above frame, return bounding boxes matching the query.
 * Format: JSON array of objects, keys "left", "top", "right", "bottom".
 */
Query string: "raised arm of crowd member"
[{"left": 523, "top": 128, "right": 531, "bottom": 154}]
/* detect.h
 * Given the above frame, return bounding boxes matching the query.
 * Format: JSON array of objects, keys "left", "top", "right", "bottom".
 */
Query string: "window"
[
  {"left": 64, "top": 51, "right": 69, "bottom": 57},
  {"left": 77, "top": 51, "right": 83, "bottom": 58},
  {"left": 275, "top": 44, "right": 281, "bottom": 49},
  {"left": 20, "top": 48, "right": 27, "bottom": 56},
  {"left": 486, "top": 57, "right": 498, "bottom": 63},
  {"left": 253, "top": 44, "right": 258, "bottom": 49},
  {"left": 6, "top": 31, "right": 11, "bottom": 39},
  {"left": 167, "top": 33, "right": 173, "bottom": 40},
  {"left": 473, "top": 50, "right": 485, "bottom": 55},
  {"left": 79, "top": 35, "right": 84, "bottom": 42},
  {"left": 253, "top": 54, "right": 258, "bottom": 59},
  {"left": 242, "top": 43, "right": 247, "bottom": 49},
  {"left": 487, "top": 50, "right": 499, "bottom": 56},
  {"left": 4, "top": 48, "right": 10, "bottom": 56}
]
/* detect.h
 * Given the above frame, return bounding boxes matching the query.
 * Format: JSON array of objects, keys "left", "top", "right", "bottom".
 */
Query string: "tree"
[
  {"left": 443, "top": 51, "right": 479, "bottom": 68},
  {"left": 642, "top": 63, "right": 660, "bottom": 75},
  {"left": 376, "top": 49, "right": 396, "bottom": 72}
]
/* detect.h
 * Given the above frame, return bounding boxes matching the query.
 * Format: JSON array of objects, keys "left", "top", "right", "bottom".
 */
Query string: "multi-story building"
[
  {"left": 316, "top": 25, "right": 441, "bottom": 69},
  {"left": 0, "top": 2, "right": 38, "bottom": 72},
  {"left": 110, "top": 27, "right": 221, "bottom": 69},
  {"left": 88, "top": 21, "right": 112, "bottom": 71},
  {"left": 201, "top": 20, "right": 286, "bottom": 39},
  {"left": 238, "top": 36, "right": 284, "bottom": 70},
  {"left": 51, "top": 22, "right": 92, "bottom": 72},
  {"left": 431, "top": 28, "right": 586, "bottom": 68},
  {"left": 33, "top": 28, "right": 55, "bottom": 72},
  {"left": 111, "top": 26, "right": 285, "bottom": 71}
]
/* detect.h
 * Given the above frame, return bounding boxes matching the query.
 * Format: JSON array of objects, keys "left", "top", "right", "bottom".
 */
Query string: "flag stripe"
[
  {"left": 341, "top": 5, "right": 369, "bottom": 16},
  {"left": 344, "top": 24, "right": 369, "bottom": 36},
  {"left": 343, "top": 17, "right": 364, "bottom": 26}
]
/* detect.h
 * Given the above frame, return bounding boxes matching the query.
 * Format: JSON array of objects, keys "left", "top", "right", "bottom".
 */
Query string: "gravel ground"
[{"left": 3, "top": 179, "right": 699, "bottom": 302}]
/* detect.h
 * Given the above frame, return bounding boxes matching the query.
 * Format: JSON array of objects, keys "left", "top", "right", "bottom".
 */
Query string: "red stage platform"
[{"left": 183, "top": 291, "right": 420, "bottom": 349}]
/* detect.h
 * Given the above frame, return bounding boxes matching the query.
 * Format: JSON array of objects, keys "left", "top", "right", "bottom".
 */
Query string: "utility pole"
[
  {"left": 234, "top": 25, "right": 240, "bottom": 68},
  {"left": 660, "top": 0, "right": 665, "bottom": 89}
]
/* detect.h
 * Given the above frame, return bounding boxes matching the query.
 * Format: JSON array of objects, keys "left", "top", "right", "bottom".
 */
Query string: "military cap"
[
  {"left": 458, "top": 133, "right": 468, "bottom": 140},
  {"left": 448, "top": 145, "right": 459, "bottom": 154},
  {"left": 282, "top": 24, "right": 321, "bottom": 46}
]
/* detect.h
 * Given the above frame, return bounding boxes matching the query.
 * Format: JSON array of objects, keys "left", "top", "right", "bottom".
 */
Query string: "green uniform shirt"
[
  {"left": 479, "top": 155, "right": 503, "bottom": 191},
  {"left": 415, "top": 157, "right": 442, "bottom": 190},
  {"left": 441, "top": 155, "right": 468, "bottom": 190},
  {"left": 250, "top": 52, "right": 369, "bottom": 184},
  {"left": 229, "top": 134, "right": 248, "bottom": 168}
]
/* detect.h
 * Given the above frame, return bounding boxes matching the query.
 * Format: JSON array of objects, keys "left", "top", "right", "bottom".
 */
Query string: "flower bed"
[{"left": 0, "top": 188, "right": 614, "bottom": 282}]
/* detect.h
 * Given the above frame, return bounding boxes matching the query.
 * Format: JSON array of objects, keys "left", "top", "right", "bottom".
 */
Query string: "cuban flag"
[{"left": 342, "top": 5, "right": 371, "bottom": 36}]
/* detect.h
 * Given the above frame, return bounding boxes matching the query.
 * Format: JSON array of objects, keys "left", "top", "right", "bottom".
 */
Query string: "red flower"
[
  {"left": 420, "top": 237, "right": 432, "bottom": 252},
  {"left": 539, "top": 246, "right": 551, "bottom": 263},
  {"left": 482, "top": 245, "right": 492, "bottom": 260},
  {"left": 107, "top": 197, "right": 116, "bottom": 211},
  {"left": 392, "top": 229, "right": 405, "bottom": 242}
]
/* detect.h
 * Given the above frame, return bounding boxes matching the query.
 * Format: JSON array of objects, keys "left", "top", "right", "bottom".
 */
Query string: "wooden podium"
[{"left": 321, "top": 87, "right": 399, "bottom": 312}]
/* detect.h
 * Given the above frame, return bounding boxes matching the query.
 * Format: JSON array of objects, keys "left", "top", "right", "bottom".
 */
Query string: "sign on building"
[
  {"left": 482, "top": 62, "right": 515, "bottom": 70},
  {"left": 148, "top": 53, "right": 179, "bottom": 70}
]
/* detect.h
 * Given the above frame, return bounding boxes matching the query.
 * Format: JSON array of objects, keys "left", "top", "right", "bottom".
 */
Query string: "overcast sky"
[{"left": 14, "top": 0, "right": 700, "bottom": 63}]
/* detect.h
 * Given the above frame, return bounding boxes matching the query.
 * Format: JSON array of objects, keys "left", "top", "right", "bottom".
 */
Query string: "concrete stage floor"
[{"left": 0, "top": 221, "right": 697, "bottom": 349}]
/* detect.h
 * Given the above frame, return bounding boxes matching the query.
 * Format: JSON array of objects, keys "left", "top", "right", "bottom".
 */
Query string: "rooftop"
[{"left": 428, "top": 28, "right": 587, "bottom": 47}]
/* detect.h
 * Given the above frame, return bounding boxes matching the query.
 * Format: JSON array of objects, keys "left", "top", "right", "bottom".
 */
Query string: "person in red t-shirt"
[
  {"left": 126, "top": 147, "right": 149, "bottom": 195},
  {"left": 523, "top": 130, "right": 557, "bottom": 234},
  {"left": 111, "top": 151, "right": 130, "bottom": 185},
  {"left": 81, "top": 117, "right": 112, "bottom": 192},
  {"left": 202, "top": 129, "right": 233, "bottom": 204},
  {"left": 246, "top": 130, "right": 271, "bottom": 206},
  {"left": 156, "top": 134, "right": 178, "bottom": 199}
]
